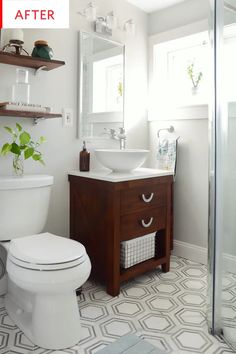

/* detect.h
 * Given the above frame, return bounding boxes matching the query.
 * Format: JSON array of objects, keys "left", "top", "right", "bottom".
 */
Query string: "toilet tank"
[{"left": 0, "top": 175, "right": 53, "bottom": 241}]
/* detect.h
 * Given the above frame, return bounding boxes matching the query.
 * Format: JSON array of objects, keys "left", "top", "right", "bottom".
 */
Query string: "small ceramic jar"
[{"left": 32, "top": 40, "right": 53, "bottom": 60}]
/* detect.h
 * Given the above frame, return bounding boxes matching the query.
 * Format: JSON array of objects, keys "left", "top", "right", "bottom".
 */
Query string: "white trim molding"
[
  {"left": 148, "top": 104, "right": 208, "bottom": 121},
  {"left": 172, "top": 240, "right": 208, "bottom": 265},
  {"left": 173, "top": 240, "right": 236, "bottom": 274}
]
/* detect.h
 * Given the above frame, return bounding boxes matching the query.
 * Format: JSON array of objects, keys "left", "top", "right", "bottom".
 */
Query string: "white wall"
[
  {"left": 0, "top": 0, "right": 148, "bottom": 238},
  {"left": 148, "top": 118, "right": 209, "bottom": 251},
  {"left": 149, "top": 0, "right": 209, "bottom": 35},
  {"left": 148, "top": 0, "right": 210, "bottom": 263}
]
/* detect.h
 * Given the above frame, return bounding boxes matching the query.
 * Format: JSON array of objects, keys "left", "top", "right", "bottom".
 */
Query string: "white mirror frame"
[{"left": 77, "top": 31, "right": 125, "bottom": 139}]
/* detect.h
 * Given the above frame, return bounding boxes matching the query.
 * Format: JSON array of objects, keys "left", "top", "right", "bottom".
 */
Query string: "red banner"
[{"left": 0, "top": 0, "right": 2, "bottom": 28}]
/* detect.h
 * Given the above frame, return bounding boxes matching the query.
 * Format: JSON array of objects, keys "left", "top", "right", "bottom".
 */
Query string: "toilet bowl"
[
  {"left": 0, "top": 175, "right": 91, "bottom": 350},
  {"left": 5, "top": 233, "right": 91, "bottom": 350}
]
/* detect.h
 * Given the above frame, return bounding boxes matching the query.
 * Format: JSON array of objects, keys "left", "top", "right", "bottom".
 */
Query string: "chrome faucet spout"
[
  {"left": 118, "top": 127, "right": 126, "bottom": 150},
  {"left": 102, "top": 127, "right": 126, "bottom": 149}
]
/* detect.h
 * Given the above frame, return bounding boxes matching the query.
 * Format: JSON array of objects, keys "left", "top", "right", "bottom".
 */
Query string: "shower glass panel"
[{"left": 209, "top": 0, "right": 236, "bottom": 349}]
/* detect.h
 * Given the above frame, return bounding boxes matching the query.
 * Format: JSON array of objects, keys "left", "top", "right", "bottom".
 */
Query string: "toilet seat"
[{"left": 8, "top": 232, "right": 87, "bottom": 271}]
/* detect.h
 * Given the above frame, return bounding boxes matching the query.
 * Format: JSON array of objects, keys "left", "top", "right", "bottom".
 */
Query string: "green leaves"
[
  {"left": 33, "top": 153, "right": 45, "bottom": 165},
  {"left": 19, "top": 131, "right": 31, "bottom": 145},
  {"left": 11, "top": 143, "right": 21, "bottom": 155},
  {"left": 24, "top": 147, "right": 34, "bottom": 160},
  {"left": 16, "top": 123, "right": 22, "bottom": 132},
  {"left": 1, "top": 143, "right": 12, "bottom": 156},
  {"left": 4, "top": 126, "right": 14, "bottom": 134},
  {"left": 0, "top": 123, "right": 46, "bottom": 168},
  {"left": 4, "top": 126, "right": 17, "bottom": 139},
  {"left": 39, "top": 136, "right": 46, "bottom": 144},
  {"left": 187, "top": 62, "right": 203, "bottom": 89}
]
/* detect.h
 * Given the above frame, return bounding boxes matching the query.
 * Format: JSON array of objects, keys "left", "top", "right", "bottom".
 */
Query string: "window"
[
  {"left": 93, "top": 55, "right": 123, "bottom": 113},
  {"left": 149, "top": 24, "right": 236, "bottom": 120},
  {"left": 149, "top": 31, "right": 210, "bottom": 118}
]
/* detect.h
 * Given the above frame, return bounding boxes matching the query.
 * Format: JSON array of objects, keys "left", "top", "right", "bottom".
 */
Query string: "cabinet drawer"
[
  {"left": 120, "top": 207, "right": 166, "bottom": 241},
  {"left": 121, "top": 184, "right": 167, "bottom": 215}
]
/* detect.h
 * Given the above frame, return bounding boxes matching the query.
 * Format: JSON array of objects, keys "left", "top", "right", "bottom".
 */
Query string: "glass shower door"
[{"left": 209, "top": 0, "right": 236, "bottom": 349}]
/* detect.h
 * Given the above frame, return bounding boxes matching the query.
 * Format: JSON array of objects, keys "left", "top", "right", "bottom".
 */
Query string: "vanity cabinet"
[{"left": 69, "top": 173, "right": 173, "bottom": 296}]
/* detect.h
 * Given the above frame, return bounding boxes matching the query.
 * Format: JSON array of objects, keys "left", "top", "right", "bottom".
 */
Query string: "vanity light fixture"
[{"left": 78, "top": 2, "right": 135, "bottom": 36}]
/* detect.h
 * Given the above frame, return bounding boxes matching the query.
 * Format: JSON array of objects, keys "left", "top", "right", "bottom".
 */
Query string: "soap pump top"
[{"left": 79, "top": 141, "right": 90, "bottom": 172}]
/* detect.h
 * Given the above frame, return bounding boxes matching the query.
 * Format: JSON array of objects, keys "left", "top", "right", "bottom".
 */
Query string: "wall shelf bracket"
[
  {"left": 34, "top": 117, "right": 46, "bottom": 125},
  {"left": 34, "top": 65, "right": 47, "bottom": 75}
]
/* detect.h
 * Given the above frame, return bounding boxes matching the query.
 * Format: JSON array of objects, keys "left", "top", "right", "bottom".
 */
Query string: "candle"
[{"left": 10, "top": 29, "right": 24, "bottom": 42}]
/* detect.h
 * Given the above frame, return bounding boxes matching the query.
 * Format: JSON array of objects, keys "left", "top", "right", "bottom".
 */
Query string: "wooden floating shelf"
[
  {"left": 0, "top": 109, "right": 62, "bottom": 119},
  {"left": 0, "top": 52, "right": 65, "bottom": 71}
]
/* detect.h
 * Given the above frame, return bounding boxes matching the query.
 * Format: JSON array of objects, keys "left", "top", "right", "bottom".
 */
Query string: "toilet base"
[{"left": 5, "top": 289, "right": 81, "bottom": 350}]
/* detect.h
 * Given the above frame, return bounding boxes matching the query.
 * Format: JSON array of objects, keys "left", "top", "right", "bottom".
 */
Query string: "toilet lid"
[{"left": 8, "top": 233, "right": 87, "bottom": 267}]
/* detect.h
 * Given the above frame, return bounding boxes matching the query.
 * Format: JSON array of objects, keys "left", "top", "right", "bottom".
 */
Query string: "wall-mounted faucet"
[
  {"left": 103, "top": 127, "right": 126, "bottom": 150},
  {"left": 117, "top": 127, "right": 126, "bottom": 150}
]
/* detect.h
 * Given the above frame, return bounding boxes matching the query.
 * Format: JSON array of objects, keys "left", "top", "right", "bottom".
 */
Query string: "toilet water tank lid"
[
  {"left": 0, "top": 175, "right": 54, "bottom": 190},
  {"left": 8, "top": 233, "right": 86, "bottom": 264}
]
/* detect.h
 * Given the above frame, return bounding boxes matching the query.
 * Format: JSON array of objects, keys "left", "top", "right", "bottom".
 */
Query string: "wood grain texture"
[
  {"left": 121, "top": 184, "right": 167, "bottom": 215},
  {"left": 69, "top": 174, "right": 173, "bottom": 296},
  {"left": 0, "top": 109, "right": 62, "bottom": 119},
  {"left": 0, "top": 51, "right": 65, "bottom": 71},
  {"left": 120, "top": 207, "right": 166, "bottom": 241}
]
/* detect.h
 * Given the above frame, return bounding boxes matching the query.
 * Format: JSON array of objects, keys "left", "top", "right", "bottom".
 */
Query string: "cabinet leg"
[
  {"left": 162, "top": 261, "right": 170, "bottom": 273},
  {"left": 107, "top": 281, "right": 120, "bottom": 297}
]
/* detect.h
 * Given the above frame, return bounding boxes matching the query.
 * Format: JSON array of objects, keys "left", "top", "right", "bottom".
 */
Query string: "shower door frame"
[{"left": 208, "top": 0, "right": 234, "bottom": 339}]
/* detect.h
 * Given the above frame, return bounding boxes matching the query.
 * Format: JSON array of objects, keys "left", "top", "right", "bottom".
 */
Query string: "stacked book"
[{"left": 0, "top": 102, "right": 50, "bottom": 113}]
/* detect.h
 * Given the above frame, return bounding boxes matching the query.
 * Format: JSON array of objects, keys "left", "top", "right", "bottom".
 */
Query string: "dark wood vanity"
[{"left": 69, "top": 171, "right": 173, "bottom": 296}]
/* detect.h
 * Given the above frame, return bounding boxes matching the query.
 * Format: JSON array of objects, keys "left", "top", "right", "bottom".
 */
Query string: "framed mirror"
[{"left": 78, "top": 31, "right": 125, "bottom": 139}]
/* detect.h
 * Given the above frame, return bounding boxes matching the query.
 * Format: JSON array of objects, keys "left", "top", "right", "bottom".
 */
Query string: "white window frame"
[
  {"left": 148, "top": 20, "right": 236, "bottom": 122},
  {"left": 148, "top": 20, "right": 209, "bottom": 121}
]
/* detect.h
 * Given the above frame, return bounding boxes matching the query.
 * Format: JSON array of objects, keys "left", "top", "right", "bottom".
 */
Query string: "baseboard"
[
  {"left": 172, "top": 240, "right": 236, "bottom": 273},
  {"left": 172, "top": 240, "right": 208, "bottom": 265}
]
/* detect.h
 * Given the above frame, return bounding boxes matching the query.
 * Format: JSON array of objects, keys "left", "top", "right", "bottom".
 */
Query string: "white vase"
[{"left": 192, "top": 86, "right": 198, "bottom": 95}]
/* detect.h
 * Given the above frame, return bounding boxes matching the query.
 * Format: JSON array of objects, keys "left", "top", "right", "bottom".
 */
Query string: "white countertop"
[{"left": 68, "top": 168, "right": 173, "bottom": 183}]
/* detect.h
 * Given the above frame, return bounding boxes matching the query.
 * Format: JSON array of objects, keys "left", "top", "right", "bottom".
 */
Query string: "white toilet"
[{"left": 0, "top": 175, "right": 91, "bottom": 350}]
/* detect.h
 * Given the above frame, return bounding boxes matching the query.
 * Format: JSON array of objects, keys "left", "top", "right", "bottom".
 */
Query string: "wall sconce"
[
  {"left": 78, "top": 2, "right": 135, "bottom": 36},
  {"left": 78, "top": 2, "right": 97, "bottom": 22}
]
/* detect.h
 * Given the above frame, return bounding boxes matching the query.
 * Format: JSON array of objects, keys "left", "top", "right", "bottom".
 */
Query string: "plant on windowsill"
[
  {"left": 0, "top": 123, "right": 46, "bottom": 176},
  {"left": 187, "top": 62, "right": 203, "bottom": 94}
]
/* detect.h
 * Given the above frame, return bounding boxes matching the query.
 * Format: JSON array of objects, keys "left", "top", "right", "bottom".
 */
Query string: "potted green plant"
[
  {"left": 187, "top": 62, "right": 203, "bottom": 94},
  {"left": 1, "top": 123, "right": 46, "bottom": 176}
]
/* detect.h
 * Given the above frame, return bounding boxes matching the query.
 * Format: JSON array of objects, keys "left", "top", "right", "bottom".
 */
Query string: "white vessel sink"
[{"left": 95, "top": 149, "right": 149, "bottom": 172}]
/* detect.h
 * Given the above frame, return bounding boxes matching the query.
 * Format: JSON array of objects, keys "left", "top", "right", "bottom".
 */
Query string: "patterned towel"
[{"left": 157, "top": 135, "right": 179, "bottom": 179}]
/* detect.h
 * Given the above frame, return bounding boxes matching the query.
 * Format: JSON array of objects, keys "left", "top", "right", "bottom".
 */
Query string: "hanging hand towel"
[{"left": 157, "top": 134, "right": 179, "bottom": 179}]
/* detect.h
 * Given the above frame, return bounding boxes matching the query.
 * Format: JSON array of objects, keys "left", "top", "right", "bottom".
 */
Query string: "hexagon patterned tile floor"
[{"left": 0, "top": 256, "right": 235, "bottom": 354}]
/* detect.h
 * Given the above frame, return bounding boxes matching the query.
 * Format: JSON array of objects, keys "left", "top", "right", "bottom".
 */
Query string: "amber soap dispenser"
[{"left": 79, "top": 141, "right": 90, "bottom": 171}]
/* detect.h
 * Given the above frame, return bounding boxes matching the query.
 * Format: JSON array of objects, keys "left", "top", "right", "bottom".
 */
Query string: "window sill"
[{"left": 148, "top": 103, "right": 209, "bottom": 122}]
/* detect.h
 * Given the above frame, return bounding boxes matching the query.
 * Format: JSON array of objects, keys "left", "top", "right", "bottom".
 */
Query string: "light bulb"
[
  {"left": 85, "top": 2, "right": 97, "bottom": 21},
  {"left": 106, "top": 11, "right": 117, "bottom": 30},
  {"left": 124, "top": 19, "right": 136, "bottom": 36},
  {"left": 10, "top": 29, "right": 24, "bottom": 43}
]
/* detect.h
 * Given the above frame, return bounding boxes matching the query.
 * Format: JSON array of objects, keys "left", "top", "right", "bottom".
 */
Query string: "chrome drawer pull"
[
  {"left": 142, "top": 193, "right": 154, "bottom": 203},
  {"left": 141, "top": 217, "right": 154, "bottom": 228}
]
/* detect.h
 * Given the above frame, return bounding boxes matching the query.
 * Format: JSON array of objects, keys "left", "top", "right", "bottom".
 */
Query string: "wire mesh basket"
[{"left": 120, "top": 233, "right": 156, "bottom": 269}]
